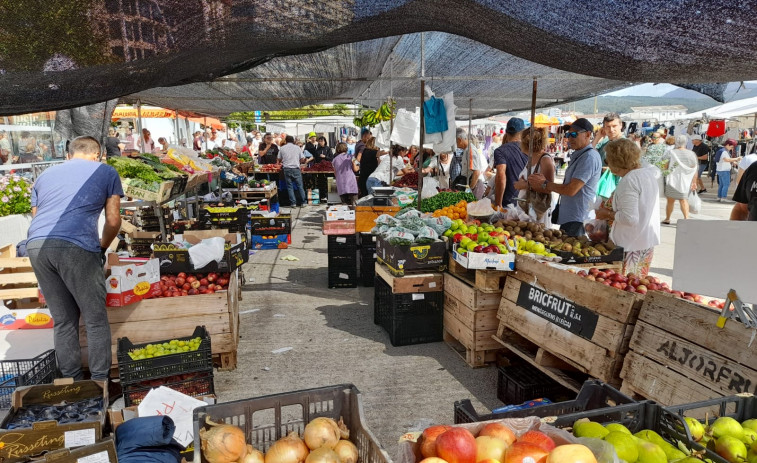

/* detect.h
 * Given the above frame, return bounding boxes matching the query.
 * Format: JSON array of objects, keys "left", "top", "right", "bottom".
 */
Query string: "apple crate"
[
  {"left": 495, "top": 256, "right": 645, "bottom": 387},
  {"left": 454, "top": 379, "right": 635, "bottom": 424},
  {"left": 123, "top": 370, "right": 215, "bottom": 407},
  {"left": 620, "top": 291, "right": 757, "bottom": 406},
  {"left": 117, "top": 325, "right": 212, "bottom": 386},
  {"left": 193, "top": 384, "right": 390, "bottom": 463}
]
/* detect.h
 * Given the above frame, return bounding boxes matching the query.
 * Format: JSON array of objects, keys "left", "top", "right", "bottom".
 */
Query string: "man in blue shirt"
[
  {"left": 528, "top": 118, "right": 602, "bottom": 236},
  {"left": 493, "top": 118, "right": 528, "bottom": 208},
  {"left": 26, "top": 136, "right": 123, "bottom": 381}
]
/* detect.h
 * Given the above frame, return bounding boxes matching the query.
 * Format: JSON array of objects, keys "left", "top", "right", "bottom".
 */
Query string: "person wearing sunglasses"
[
  {"left": 528, "top": 118, "right": 602, "bottom": 237},
  {"left": 26, "top": 136, "right": 123, "bottom": 384}
]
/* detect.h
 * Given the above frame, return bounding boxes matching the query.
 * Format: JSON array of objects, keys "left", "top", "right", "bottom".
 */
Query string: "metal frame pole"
[
  {"left": 136, "top": 99, "right": 145, "bottom": 153},
  {"left": 417, "top": 32, "right": 426, "bottom": 211},
  {"left": 529, "top": 78, "right": 538, "bottom": 158}
]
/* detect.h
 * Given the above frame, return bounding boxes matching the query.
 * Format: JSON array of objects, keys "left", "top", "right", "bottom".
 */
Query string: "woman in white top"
[
  {"left": 596, "top": 139, "right": 660, "bottom": 278},
  {"left": 661, "top": 135, "right": 698, "bottom": 223},
  {"left": 366, "top": 145, "right": 413, "bottom": 194},
  {"left": 423, "top": 151, "right": 453, "bottom": 190},
  {"left": 716, "top": 139, "right": 741, "bottom": 201},
  {"left": 512, "top": 127, "right": 555, "bottom": 226}
]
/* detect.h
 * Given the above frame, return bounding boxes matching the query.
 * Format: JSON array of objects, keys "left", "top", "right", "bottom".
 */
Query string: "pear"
[
  {"left": 715, "top": 435, "right": 747, "bottom": 462},
  {"left": 634, "top": 429, "right": 686, "bottom": 461},
  {"left": 604, "top": 431, "right": 638, "bottom": 462},
  {"left": 574, "top": 420, "right": 610, "bottom": 439},
  {"left": 743, "top": 428, "right": 757, "bottom": 446},
  {"left": 605, "top": 423, "right": 632, "bottom": 435},
  {"left": 685, "top": 417, "right": 706, "bottom": 442},
  {"left": 743, "top": 420, "right": 757, "bottom": 433},
  {"left": 636, "top": 440, "right": 667, "bottom": 463},
  {"left": 710, "top": 417, "right": 745, "bottom": 441}
]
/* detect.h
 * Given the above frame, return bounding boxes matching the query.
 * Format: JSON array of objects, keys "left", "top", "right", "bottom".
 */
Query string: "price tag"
[
  {"left": 412, "top": 293, "right": 425, "bottom": 301},
  {"left": 336, "top": 237, "right": 346, "bottom": 243},
  {"left": 77, "top": 451, "right": 111, "bottom": 463},
  {"left": 64, "top": 428, "right": 96, "bottom": 448},
  {"left": 428, "top": 282, "right": 437, "bottom": 288},
  {"left": 373, "top": 253, "right": 377, "bottom": 259},
  {"left": 339, "top": 273, "right": 349, "bottom": 280}
]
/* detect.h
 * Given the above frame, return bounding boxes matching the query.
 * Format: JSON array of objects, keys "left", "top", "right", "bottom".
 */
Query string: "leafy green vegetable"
[
  {"left": 107, "top": 157, "right": 162, "bottom": 185},
  {"left": 411, "top": 191, "right": 476, "bottom": 212}
]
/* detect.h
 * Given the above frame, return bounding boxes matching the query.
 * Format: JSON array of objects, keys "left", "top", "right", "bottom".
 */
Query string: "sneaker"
[{"left": 698, "top": 189, "right": 707, "bottom": 194}]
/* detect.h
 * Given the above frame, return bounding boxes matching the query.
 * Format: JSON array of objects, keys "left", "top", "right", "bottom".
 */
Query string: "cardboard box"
[
  {"left": 326, "top": 206, "right": 355, "bottom": 221},
  {"left": 0, "top": 307, "right": 54, "bottom": 330},
  {"left": 105, "top": 256, "right": 162, "bottom": 307},
  {"left": 121, "top": 179, "right": 174, "bottom": 202},
  {"left": 250, "top": 234, "right": 291, "bottom": 250},
  {"left": 451, "top": 245, "right": 515, "bottom": 271},
  {"left": 323, "top": 221, "right": 356, "bottom": 235},
  {"left": 152, "top": 230, "right": 244, "bottom": 274},
  {"left": 249, "top": 213, "right": 292, "bottom": 235},
  {"left": 355, "top": 205, "right": 401, "bottom": 232},
  {"left": 109, "top": 395, "right": 216, "bottom": 431},
  {"left": 39, "top": 440, "right": 117, "bottom": 463},
  {"left": 0, "top": 379, "right": 107, "bottom": 462},
  {"left": 375, "top": 236, "right": 448, "bottom": 276}
]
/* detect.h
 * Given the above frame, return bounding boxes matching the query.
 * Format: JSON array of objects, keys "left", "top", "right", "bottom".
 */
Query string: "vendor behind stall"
[
  {"left": 366, "top": 144, "right": 413, "bottom": 194},
  {"left": 26, "top": 136, "right": 123, "bottom": 382}
]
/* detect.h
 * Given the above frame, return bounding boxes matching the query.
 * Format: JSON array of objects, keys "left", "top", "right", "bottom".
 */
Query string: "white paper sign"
[
  {"left": 412, "top": 293, "right": 425, "bottom": 301},
  {"left": 64, "top": 428, "right": 96, "bottom": 448},
  {"left": 77, "top": 451, "right": 111, "bottom": 463},
  {"left": 138, "top": 386, "right": 207, "bottom": 447}
]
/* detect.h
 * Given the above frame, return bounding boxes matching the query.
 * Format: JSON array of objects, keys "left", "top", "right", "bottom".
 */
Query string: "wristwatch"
[{"left": 542, "top": 180, "right": 549, "bottom": 190}]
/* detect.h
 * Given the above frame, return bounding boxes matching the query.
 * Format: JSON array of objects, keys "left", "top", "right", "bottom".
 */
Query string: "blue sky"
[{"left": 605, "top": 83, "right": 681, "bottom": 97}]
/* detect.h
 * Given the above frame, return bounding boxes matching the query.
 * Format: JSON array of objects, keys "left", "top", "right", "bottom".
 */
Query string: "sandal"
[{"left": 661, "top": 220, "right": 671, "bottom": 225}]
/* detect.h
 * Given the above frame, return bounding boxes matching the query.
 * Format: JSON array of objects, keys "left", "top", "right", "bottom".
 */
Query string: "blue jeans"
[
  {"left": 283, "top": 167, "right": 306, "bottom": 206},
  {"left": 697, "top": 163, "right": 707, "bottom": 178},
  {"left": 717, "top": 170, "right": 730, "bottom": 198},
  {"left": 366, "top": 176, "right": 384, "bottom": 195}
]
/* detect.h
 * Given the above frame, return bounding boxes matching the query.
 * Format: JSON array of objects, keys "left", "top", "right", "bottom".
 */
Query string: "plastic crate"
[
  {"left": 360, "top": 248, "right": 376, "bottom": 287},
  {"left": 117, "top": 326, "right": 213, "bottom": 386},
  {"left": 0, "top": 350, "right": 57, "bottom": 409},
  {"left": 329, "top": 262, "right": 358, "bottom": 288},
  {"left": 328, "top": 234, "right": 358, "bottom": 255},
  {"left": 123, "top": 370, "right": 215, "bottom": 407},
  {"left": 358, "top": 232, "right": 378, "bottom": 247},
  {"left": 496, "top": 363, "right": 573, "bottom": 406},
  {"left": 373, "top": 277, "right": 443, "bottom": 346},
  {"left": 453, "top": 379, "right": 636, "bottom": 423},
  {"left": 193, "top": 384, "right": 390, "bottom": 463},
  {"left": 665, "top": 395, "right": 757, "bottom": 463}
]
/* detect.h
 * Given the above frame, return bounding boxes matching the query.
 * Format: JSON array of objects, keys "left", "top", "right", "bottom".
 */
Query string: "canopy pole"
[
  {"left": 174, "top": 109, "right": 180, "bottom": 146},
  {"left": 529, "top": 78, "right": 538, "bottom": 158},
  {"left": 136, "top": 99, "right": 145, "bottom": 153},
  {"left": 417, "top": 32, "right": 426, "bottom": 211},
  {"left": 204, "top": 117, "right": 207, "bottom": 151}
]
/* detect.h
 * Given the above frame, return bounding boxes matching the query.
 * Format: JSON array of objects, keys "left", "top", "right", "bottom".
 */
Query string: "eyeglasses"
[{"left": 566, "top": 130, "right": 586, "bottom": 139}]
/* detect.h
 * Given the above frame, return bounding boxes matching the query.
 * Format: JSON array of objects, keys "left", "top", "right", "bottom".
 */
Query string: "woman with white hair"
[{"left": 661, "top": 134, "right": 698, "bottom": 224}]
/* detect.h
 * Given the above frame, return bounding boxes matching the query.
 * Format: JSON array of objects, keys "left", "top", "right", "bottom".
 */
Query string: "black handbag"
[{"left": 551, "top": 201, "right": 560, "bottom": 224}]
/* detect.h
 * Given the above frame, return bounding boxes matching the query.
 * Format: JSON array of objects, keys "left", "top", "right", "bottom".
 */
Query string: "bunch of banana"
[{"left": 353, "top": 102, "right": 395, "bottom": 128}]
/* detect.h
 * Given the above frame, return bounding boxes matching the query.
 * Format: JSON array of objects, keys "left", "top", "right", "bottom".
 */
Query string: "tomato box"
[
  {"left": 251, "top": 234, "right": 291, "bottom": 250},
  {"left": 451, "top": 245, "right": 515, "bottom": 271},
  {"left": 0, "top": 307, "right": 54, "bottom": 330},
  {"left": 105, "top": 256, "right": 162, "bottom": 307},
  {"left": 248, "top": 212, "right": 292, "bottom": 235},
  {"left": 0, "top": 379, "right": 108, "bottom": 462},
  {"left": 153, "top": 230, "right": 244, "bottom": 274}
]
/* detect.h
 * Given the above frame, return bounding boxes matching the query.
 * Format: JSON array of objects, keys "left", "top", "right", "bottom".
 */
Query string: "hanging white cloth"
[{"left": 434, "top": 91, "right": 457, "bottom": 153}]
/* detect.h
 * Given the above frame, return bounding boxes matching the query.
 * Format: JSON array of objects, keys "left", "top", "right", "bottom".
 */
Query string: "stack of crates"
[
  {"left": 327, "top": 234, "right": 358, "bottom": 288},
  {"left": 117, "top": 326, "right": 215, "bottom": 406},
  {"left": 132, "top": 206, "right": 173, "bottom": 232},
  {"left": 198, "top": 206, "right": 248, "bottom": 232},
  {"left": 358, "top": 233, "right": 377, "bottom": 287}
]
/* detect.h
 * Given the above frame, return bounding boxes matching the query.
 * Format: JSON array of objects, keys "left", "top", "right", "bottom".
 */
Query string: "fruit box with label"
[
  {"left": 375, "top": 236, "right": 448, "bottom": 276},
  {"left": 105, "top": 256, "right": 162, "bottom": 307},
  {"left": 250, "top": 234, "right": 291, "bottom": 250},
  {"left": 152, "top": 230, "right": 244, "bottom": 274},
  {"left": 248, "top": 212, "right": 292, "bottom": 235},
  {"left": 0, "top": 379, "right": 108, "bottom": 462},
  {"left": 326, "top": 205, "right": 355, "bottom": 221},
  {"left": 37, "top": 439, "right": 117, "bottom": 463},
  {"left": 0, "top": 307, "right": 54, "bottom": 330},
  {"left": 451, "top": 244, "right": 515, "bottom": 271}
]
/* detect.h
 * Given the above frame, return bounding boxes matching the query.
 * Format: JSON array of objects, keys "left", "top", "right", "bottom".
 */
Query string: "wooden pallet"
[
  {"left": 620, "top": 291, "right": 757, "bottom": 407},
  {"left": 447, "top": 255, "right": 507, "bottom": 294},
  {"left": 442, "top": 272, "right": 501, "bottom": 367},
  {"left": 572, "top": 261, "right": 623, "bottom": 270},
  {"left": 0, "top": 244, "right": 45, "bottom": 310}
]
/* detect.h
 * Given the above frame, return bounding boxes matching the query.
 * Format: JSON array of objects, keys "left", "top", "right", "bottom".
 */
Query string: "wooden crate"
[
  {"left": 447, "top": 254, "right": 507, "bottom": 293},
  {"left": 620, "top": 291, "right": 757, "bottom": 405},
  {"left": 375, "top": 263, "right": 443, "bottom": 293},
  {"left": 80, "top": 269, "right": 240, "bottom": 371},
  {"left": 0, "top": 244, "right": 44, "bottom": 310},
  {"left": 443, "top": 272, "right": 501, "bottom": 367},
  {"left": 494, "top": 256, "right": 644, "bottom": 387}
]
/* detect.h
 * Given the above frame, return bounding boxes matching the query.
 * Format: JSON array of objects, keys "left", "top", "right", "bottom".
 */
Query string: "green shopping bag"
[{"left": 596, "top": 169, "right": 620, "bottom": 199}]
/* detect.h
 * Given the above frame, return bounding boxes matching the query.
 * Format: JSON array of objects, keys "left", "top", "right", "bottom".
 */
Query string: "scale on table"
[{"left": 372, "top": 187, "right": 395, "bottom": 206}]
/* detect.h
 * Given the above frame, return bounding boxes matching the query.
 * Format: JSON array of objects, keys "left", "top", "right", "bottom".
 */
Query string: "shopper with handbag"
[
  {"left": 661, "top": 135, "right": 698, "bottom": 224},
  {"left": 513, "top": 127, "right": 555, "bottom": 226}
]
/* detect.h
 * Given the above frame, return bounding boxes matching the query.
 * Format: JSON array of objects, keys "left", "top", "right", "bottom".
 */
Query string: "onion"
[
  {"left": 265, "top": 432, "right": 310, "bottom": 463},
  {"left": 241, "top": 445, "right": 265, "bottom": 463},
  {"left": 200, "top": 417, "right": 248, "bottom": 463},
  {"left": 304, "top": 418, "right": 341, "bottom": 450},
  {"left": 305, "top": 447, "right": 342, "bottom": 463},
  {"left": 333, "top": 440, "right": 358, "bottom": 463}
]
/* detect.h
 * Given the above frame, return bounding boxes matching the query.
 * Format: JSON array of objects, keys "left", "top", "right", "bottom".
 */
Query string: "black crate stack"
[
  {"left": 359, "top": 233, "right": 377, "bottom": 287},
  {"left": 117, "top": 326, "right": 215, "bottom": 406},
  {"left": 198, "top": 206, "right": 248, "bottom": 232},
  {"left": 327, "top": 234, "right": 358, "bottom": 288},
  {"left": 373, "top": 276, "right": 444, "bottom": 346},
  {"left": 132, "top": 206, "right": 173, "bottom": 232}
]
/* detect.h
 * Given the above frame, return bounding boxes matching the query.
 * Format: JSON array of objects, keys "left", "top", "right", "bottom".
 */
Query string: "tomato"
[{"left": 162, "top": 290, "right": 171, "bottom": 297}]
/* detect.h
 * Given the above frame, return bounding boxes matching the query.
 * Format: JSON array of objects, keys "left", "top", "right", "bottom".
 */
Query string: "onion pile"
[{"left": 202, "top": 416, "right": 356, "bottom": 463}]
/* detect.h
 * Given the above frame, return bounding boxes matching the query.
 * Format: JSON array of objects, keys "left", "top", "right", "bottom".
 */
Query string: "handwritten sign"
[
  {"left": 516, "top": 282, "right": 599, "bottom": 340},
  {"left": 137, "top": 386, "right": 207, "bottom": 447}
]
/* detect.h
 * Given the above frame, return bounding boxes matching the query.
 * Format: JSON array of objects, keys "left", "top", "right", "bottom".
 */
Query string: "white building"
[{"left": 625, "top": 105, "right": 688, "bottom": 122}]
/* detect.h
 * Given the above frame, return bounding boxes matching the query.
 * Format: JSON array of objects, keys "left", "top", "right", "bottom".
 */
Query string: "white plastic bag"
[
  {"left": 390, "top": 108, "right": 420, "bottom": 147},
  {"left": 375, "top": 120, "right": 392, "bottom": 150},
  {"left": 434, "top": 91, "right": 457, "bottom": 153},
  {"left": 688, "top": 190, "right": 701, "bottom": 214},
  {"left": 421, "top": 177, "right": 439, "bottom": 198},
  {"left": 188, "top": 237, "right": 226, "bottom": 269}
]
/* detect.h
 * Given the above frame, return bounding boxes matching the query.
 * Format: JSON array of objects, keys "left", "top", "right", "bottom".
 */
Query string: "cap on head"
[
  {"left": 506, "top": 118, "right": 525, "bottom": 135},
  {"left": 725, "top": 138, "right": 738, "bottom": 146},
  {"left": 308, "top": 132, "right": 316, "bottom": 138},
  {"left": 570, "top": 118, "right": 595, "bottom": 133}
]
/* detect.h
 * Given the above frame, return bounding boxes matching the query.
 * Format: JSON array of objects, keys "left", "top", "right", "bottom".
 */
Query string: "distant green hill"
[{"left": 556, "top": 96, "right": 718, "bottom": 116}]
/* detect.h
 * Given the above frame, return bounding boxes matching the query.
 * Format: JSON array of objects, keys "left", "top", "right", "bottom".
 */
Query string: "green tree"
[{"left": 228, "top": 104, "right": 356, "bottom": 122}]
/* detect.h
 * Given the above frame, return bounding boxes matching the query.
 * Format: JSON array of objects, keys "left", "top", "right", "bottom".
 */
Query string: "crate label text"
[{"left": 516, "top": 283, "right": 599, "bottom": 340}]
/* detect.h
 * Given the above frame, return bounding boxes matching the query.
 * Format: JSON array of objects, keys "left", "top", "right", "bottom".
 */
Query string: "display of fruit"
[
  {"left": 433, "top": 200, "right": 470, "bottom": 220},
  {"left": 492, "top": 220, "right": 618, "bottom": 257},
  {"left": 259, "top": 163, "right": 282, "bottom": 172},
  {"left": 354, "top": 102, "right": 394, "bottom": 127},
  {"left": 156, "top": 272, "right": 231, "bottom": 298},
  {"left": 2, "top": 397, "right": 104, "bottom": 430},
  {"left": 249, "top": 179, "right": 273, "bottom": 188},
  {"left": 572, "top": 419, "right": 692, "bottom": 463},
  {"left": 444, "top": 220, "right": 510, "bottom": 255},
  {"left": 302, "top": 161, "right": 334, "bottom": 172},
  {"left": 127, "top": 336, "right": 203, "bottom": 360},
  {"left": 679, "top": 415, "right": 757, "bottom": 463}
]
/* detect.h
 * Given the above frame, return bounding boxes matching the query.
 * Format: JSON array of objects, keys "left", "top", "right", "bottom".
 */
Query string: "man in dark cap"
[
  {"left": 529, "top": 118, "right": 602, "bottom": 236},
  {"left": 492, "top": 118, "right": 527, "bottom": 208}
]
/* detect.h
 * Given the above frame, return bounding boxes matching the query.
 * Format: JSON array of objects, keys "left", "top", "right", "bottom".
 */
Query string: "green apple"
[
  {"left": 449, "top": 222, "right": 459, "bottom": 231},
  {"left": 443, "top": 229, "right": 454, "bottom": 238},
  {"left": 478, "top": 232, "right": 489, "bottom": 242},
  {"left": 508, "top": 239, "right": 515, "bottom": 247},
  {"left": 459, "top": 225, "right": 469, "bottom": 234},
  {"left": 465, "top": 241, "right": 478, "bottom": 252},
  {"left": 488, "top": 238, "right": 499, "bottom": 246},
  {"left": 533, "top": 242, "right": 546, "bottom": 254},
  {"left": 497, "top": 244, "right": 508, "bottom": 254},
  {"left": 494, "top": 227, "right": 504, "bottom": 233},
  {"left": 460, "top": 237, "right": 472, "bottom": 248}
]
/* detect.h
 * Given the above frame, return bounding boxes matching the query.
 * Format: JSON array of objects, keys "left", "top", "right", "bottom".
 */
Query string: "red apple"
[
  {"left": 577, "top": 270, "right": 588, "bottom": 277},
  {"left": 517, "top": 431, "right": 555, "bottom": 452},
  {"left": 589, "top": 268, "right": 600, "bottom": 276},
  {"left": 175, "top": 277, "right": 185, "bottom": 286},
  {"left": 602, "top": 280, "right": 612, "bottom": 286},
  {"left": 188, "top": 288, "right": 198, "bottom": 295},
  {"left": 612, "top": 282, "right": 624, "bottom": 290},
  {"left": 186, "top": 276, "right": 197, "bottom": 283},
  {"left": 620, "top": 283, "right": 628, "bottom": 290},
  {"left": 207, "top": 273, "right": 217, "bottom": 283},
  {"left": 597, "top": 272, "right": 607, "bottom": 279},
  {"left": 200, "top": 278, "right": 209, "bottom": 286},
  {"left": 545, "top": 444, "right": 597, "bottom": 463},
  {"left": 436, "top": 428, "right": 477, "bottom": 463},
  {"left": 586, "top": 275, "right": 596, "bottom": 281},
  {"left": 636, "top": 285, "right": 648, "bottom": 294},
  {"left": 640, "top": 278, "right": 651, "bottom": 286},
  {"left": 478, "top": 423, "right": 516, "bottom": 446},
  {"left": 596, "top": 277, "right": 605, "bottom": 283},
  {"left": 190, "top": 280, "right": 201, "bottom": 289},
  {"left": 504, "top": 442, "right": 548, "bottom": 463},
  {"left": 627, "top": 286, "right": 637, "bottom": 293},
  {"left": 182, "top": 283, "right": 191, "bottom": 291},
  {"left": 420, "top": 425, "right": 452, "bottom": 458},
  {"left": 648, "top": 283, "right": 659, "bottom": 291}
]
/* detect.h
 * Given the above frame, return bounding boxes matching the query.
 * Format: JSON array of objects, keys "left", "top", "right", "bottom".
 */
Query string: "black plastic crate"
[
  {"left": 193, "top": 384, "right": 389, "bottom": 463},
  {"left": 328, "top": 264, "right": 358, "bottom": 288},
  {"left": 123, "top": 370, "right": 215, "bottom": 407},
  {"left": 496, "top": 363, "right": 573, "bottom": 406},
  {"left": 360, "top": 249, "right": 376, "bottom": 287},
  {"left": 0, "top": 350, "right": 57, "bottom": 409},
  {"left": 373, "top": 277, "right": 443, "bottom": 346},
  {"left": 328, "top": 234, "right": 358, "bottom": 256},
  {"left": 358, "top": 232, "right": 378, "bottom": 247},
  {"left": 454, "top": 379, "right": 636, "bottom": 424},
  {"left": 117, "top": 326, "right": 213, "bottom": 386},
  {"left": 665, "top": 395, "right": 757, "bottom": 463}
]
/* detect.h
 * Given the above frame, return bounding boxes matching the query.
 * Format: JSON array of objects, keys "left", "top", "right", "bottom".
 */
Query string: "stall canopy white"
[{"left": 679, "top": 96, "right": 757, "bottom": 121}]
